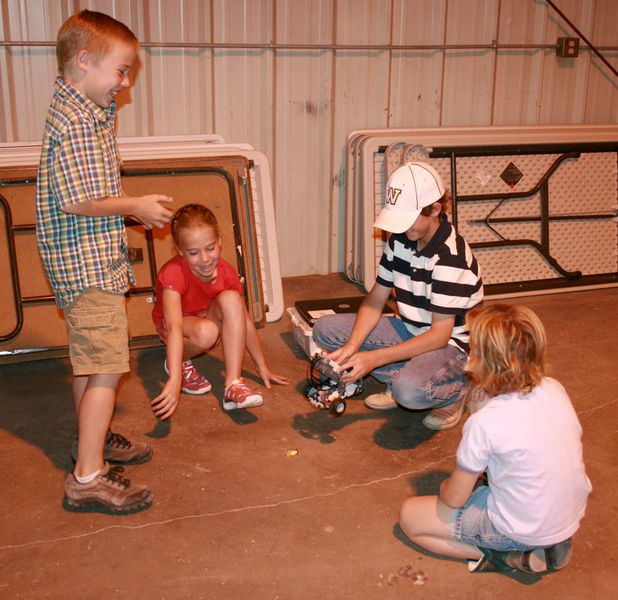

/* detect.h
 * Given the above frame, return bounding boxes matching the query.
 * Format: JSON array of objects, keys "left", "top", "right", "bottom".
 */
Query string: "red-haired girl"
[{"left": 151, "top": 204, "right": 288, "bottom": 419}]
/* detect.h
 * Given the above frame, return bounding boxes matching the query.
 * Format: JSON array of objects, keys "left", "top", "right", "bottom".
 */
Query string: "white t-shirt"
[{"left": 457, "top": 377, "right": 592, "bottom": 546}]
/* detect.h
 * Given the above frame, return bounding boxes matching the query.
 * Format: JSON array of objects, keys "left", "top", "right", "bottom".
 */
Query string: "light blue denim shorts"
[{"left": 453, "top": 486, "right": 535, "bottom": 552}]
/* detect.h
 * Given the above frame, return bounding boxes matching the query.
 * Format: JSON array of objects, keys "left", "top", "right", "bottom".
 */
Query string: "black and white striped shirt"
[{"left": 376, "top": 215, "right": 483, "bottom": 352}]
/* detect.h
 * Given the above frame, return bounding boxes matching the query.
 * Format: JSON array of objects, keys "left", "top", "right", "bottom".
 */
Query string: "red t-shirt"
[{"left": 152, "top": 254, "right": 243, "bottom": 328}]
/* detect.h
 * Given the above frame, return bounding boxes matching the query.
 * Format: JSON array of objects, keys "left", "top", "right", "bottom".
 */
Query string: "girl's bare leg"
[
  {"left": 205, "top": 291, "right": 247, "bottom": 387},
  {"left": 182, "top": 290, "right": 246, "bottom": 387},
  {"left": 399, "top": 495, "right": 482, "bottom": 560}
]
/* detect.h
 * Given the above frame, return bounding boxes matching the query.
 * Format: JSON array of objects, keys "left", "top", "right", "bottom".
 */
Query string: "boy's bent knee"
[
  {"left": 391, "top": 380, "right": 426, "bottom": 409},
  {"left": 312, "top": 314, "right": 354, "bottom": 351},
  {"left": 312, "top": 317, "right": 328, "bottom": 340}
]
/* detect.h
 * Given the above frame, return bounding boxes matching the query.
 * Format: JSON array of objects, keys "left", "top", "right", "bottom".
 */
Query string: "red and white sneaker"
[
  {"left": 223, "top": 379, "right": 263, "bottom": 410},
  {"left": 164, "top": 360, "right": 212, "bottom": 395}
]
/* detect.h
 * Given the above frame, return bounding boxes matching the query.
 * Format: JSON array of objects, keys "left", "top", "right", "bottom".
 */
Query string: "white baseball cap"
[{"left": 374, "top": 161, "right": 446, "bottom": 234}]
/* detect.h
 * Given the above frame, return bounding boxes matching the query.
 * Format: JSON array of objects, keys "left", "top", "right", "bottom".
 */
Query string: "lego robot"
[{"left": 304, "top": 351, "right": 363, "bottom": 416}]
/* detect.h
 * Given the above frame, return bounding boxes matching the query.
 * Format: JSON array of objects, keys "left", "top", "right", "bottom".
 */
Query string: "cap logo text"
[{"left": 386, "top": 186, "right": 402, "bottom": 206}]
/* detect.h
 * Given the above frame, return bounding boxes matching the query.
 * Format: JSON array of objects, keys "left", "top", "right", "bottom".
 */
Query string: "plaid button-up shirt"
[{"left": 36, "top": 77, "right": 134, "bottom": 308}]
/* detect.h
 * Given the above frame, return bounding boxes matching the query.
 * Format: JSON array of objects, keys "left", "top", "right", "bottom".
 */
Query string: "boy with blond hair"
[{"left": 36, "top": 9, "right": 173, "bottom": 514}]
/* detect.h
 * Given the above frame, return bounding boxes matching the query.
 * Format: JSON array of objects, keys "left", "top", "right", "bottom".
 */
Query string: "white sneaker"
[
  {"left": 364, "top": 390, "right": 398, "bottom": 410},
  {"left": 223, "top": 379, "right": 263, "bottom": 410},
  {"left": 422, "top": 398, "right": 465, "bottom": 430}
]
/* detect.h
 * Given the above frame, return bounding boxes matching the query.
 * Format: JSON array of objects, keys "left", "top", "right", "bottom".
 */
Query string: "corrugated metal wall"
[{"left": 1, "top": 0, "right": 616, "bottom": 276}]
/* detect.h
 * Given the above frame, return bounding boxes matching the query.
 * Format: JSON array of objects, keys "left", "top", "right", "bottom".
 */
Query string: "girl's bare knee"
[
  {"left": 400, "top": 496, "right": 439, "bottom": 540},
  {"left": 220, "top": 289, "right": 244, "bottom": 309},
  {"left": 190, "top": 319, "right": 219, "bottom": 349}
]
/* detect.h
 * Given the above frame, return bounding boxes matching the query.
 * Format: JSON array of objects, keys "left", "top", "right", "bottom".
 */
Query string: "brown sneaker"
[
  {"left": 63, "top": 464, "right": 153, "bottom": 515},
  {"left": 422, "top": 397, "right": 466, "bottom": 430},
  {"left": 71, "top": 430, "right": 153, "bottom": 465}
]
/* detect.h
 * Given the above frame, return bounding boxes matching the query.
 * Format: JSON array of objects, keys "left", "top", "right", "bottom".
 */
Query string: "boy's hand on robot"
[
  {"left": 320, "top": 348, "right": 358, "bottom": 383},
  {"left": 337, "top": 352, "right": 376, "bottom": 383},
  {"left": 325, "top": 345, "right": 353, "bottom": 366}
]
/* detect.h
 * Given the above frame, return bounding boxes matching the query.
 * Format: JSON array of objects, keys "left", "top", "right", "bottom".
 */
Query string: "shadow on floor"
[
  {"left": 291, "top": 403, "right": 437, "bottom": 449},
  {"left": 134, "top": 345, "right": 261, "bottom": 432},
  {"left": 0, "top": 358, "right": 76, "bottom": 471}
]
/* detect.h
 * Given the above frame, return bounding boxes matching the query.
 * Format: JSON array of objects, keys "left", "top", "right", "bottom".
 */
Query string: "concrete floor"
[{"left": 0, "top": 274, "right": 616, "bottom": 600}]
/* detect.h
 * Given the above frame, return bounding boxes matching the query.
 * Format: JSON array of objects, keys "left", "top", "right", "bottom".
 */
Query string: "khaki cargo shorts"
[{"left": 64, "top": 288, "right": 130, "bottom": 376}]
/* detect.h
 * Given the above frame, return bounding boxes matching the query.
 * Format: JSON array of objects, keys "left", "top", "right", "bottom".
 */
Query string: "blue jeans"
[
  {"left": 454, "top": 486, "right": 535, "bottom": 551},
  {"left": 312, "top": 314, "right": 468, "bottom": 410}
]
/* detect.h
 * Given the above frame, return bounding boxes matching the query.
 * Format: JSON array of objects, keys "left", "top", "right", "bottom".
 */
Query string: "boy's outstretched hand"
[{"left": 133, "top": 194, "right": 174, "bottom": 230}]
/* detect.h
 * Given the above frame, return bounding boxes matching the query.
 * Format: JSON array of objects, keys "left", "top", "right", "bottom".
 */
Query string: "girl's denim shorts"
[{"left": 453, "top": 486, "right": 536, "bottom": 552}]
